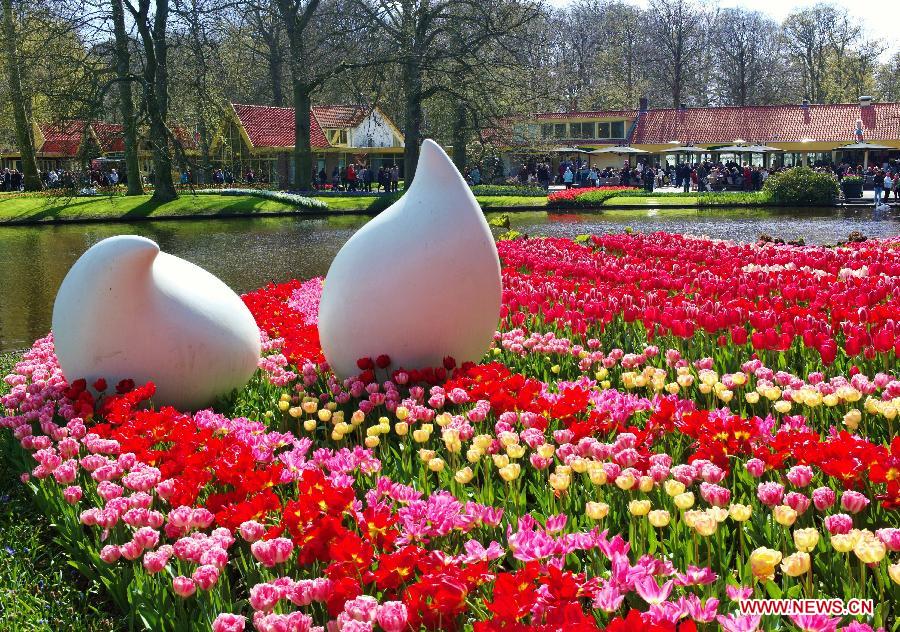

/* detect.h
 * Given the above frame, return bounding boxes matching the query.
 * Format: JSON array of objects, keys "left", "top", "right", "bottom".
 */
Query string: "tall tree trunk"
[
  {"left": 147, "top": 0, "right": 176, "bottom": 202},
  {"left": 451, "top": 100, "right": 467, "bottom": 171},
  {"left": 292, "top": 81, "right": 312, "bottom": 190},
  {"left": 402, "top": 59, "right": 422, "bottom": 185},
  {"left": 111, "top": 0, "right": 143, "bottom": 195},
  {"left": 268, "top": 42, "right": 284, "bottom": 106},
  {"left": 2, "top": 0, "right": 41, "bottom": 191}
]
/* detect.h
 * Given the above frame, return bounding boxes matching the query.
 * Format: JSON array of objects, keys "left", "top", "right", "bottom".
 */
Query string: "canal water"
[{"left": 1, "top": 207, "right": 897, "bottom": 352}]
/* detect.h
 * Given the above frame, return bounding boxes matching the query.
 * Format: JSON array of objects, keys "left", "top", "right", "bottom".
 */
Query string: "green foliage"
[
  {"left": 470, "top": 184, "right": 546, "bottom": 197},
  {"left": 697, "top": 191, "right": 774, "bottom": 207},
  {"left": 488, "top": 213, "right": 511, "bottom": 229},
  {"left": 193, "top": 189, "right": 328, "bottom": 210},
  {"left": 366, "top": 192, "right": 403, "bottom": 214},
  {"left": 763, "top": 167, "right": 839, "bottom": 206}
]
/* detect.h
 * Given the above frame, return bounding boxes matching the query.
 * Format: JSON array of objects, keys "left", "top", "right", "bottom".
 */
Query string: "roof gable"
[{"left": 231, "top": 103, "right": 329, "bottom": 149}]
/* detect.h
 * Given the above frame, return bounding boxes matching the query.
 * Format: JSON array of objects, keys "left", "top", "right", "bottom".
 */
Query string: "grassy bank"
[
  {"left": 0, "top": 192, "right": 549, "bottom": 224},
  {"left": 0, "top": 193, "right": 340, "bottom": 224},
  {"left": 0, "top": 351, "right": 121, "bottom": 631}
]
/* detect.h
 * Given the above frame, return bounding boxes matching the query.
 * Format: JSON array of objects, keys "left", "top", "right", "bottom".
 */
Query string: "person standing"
[
  {"left": 562, "top": 166, "right": 574, "bottom": 189},
  {"left": 874, "top": 169, "right": 884, "bottom": 206},
  {"left": 471, "top": 165, "right": 481, "bottom": 185},
  {"left": 390, "top": 164, "right": 399, "bottom": 192}
]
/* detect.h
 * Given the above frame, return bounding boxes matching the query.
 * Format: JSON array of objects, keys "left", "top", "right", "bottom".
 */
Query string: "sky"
[{"left": 549, "top": 0, "right": 898, "bottom": 60}]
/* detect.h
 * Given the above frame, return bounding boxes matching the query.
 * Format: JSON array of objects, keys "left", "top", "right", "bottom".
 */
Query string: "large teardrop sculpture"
[
  {"left": 51, "top": 235, "right": 261, "bottom": 410},
  {"left": 318, "top": 139, "right": 502, "bottom": 378}
]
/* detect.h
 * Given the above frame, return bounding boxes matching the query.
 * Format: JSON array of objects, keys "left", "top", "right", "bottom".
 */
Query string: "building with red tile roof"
[
  {"left": 499, "top": 98, "right": 900, "bottom": 172},
  {"left": 210, "top": 102, "right": 404, "bottom": 185}
]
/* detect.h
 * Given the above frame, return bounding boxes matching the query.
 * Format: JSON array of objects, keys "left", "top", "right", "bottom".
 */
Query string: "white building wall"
[{"left": 350, "top": 111, "right": 402, "bottom": 149}]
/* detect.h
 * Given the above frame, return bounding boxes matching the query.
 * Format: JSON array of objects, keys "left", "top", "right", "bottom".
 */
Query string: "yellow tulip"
[
  {"left": 499, "top": 463, "right": 521, "bottom": 482},
  {"left": 301, "top": 400, "right": 318, "bottom": 414},
  {"left": 674, "top": 492, "right": 695, "bottom": 510},
  {"left": 744, "top": 391, "right": 760, "bottom": 404},
  {"left": 427, "top": 457, "right": 445, "bottom": 473},
  {"left": 638, "top": 476, "right": 654, "bottom": 493},
  {"left": 854, "top": 539, "right": 886, "bottom": 564},
  {"left": 395, "top": 406, "right": 409, "bottom": 421},
  {"left": 492, "top": 454, "right": 510, "bottom": 469},
  {"left": 830, "top": 534, "right": 855, "bottom": 553},
  {"left": 774, "top": 400, "right": 792, "bottom": 414},
  {"left": 629, "top": 499, "right": 651, "bottom": 516},
  {"left": 843, "top": 409, "right": 861, "bottom": 431},
  {"left": 549, "top": 472, "right": 570, "bottom": 492},
  {"left": 664, "top": 479, "right": 686, "bottom": 497},
  {"left": 364, "top": 436, "right": 379, "bottom": 448},
  {"left": 615, "top": 473, "right": 636, "bottom": 490},
  {"left": 466, "top": 447, "right": 483, "bottom": 463},
  {"left": 773, "top": 505, "right": 798, "bottom": 527},
  {"left": 888, "top": 563, "right": 900, "bottom": 585},
  {"left": 317, "top": 409, "right": 332, "bottom": 423},
  {"left": 588, "top": 463, "right": 607, "bottom": 485},
  {"left": 793, "top": 528, "right": 820, "bottom": 552},
  {"left": 693, "top": 513, "right": 717, "bottom": 537},
  {"left": 750, "top": 547, "right": 782, "bottom": 582},
  {"left": 394, "top": 422, "right": 409, "bottom": 436},
  {"left": 351, "top": 410, "right": 365, "bottom": 425},
  {"left": 278, "top": 400, "right": 290, "bottom": 412},
  {"left": 729, "top": 503, "right": 752, "bottom": 522},
  {"left": 303, "top": 419, "right": 317, "bottom": 432},
  {"left": 537, "top": 443, "right": 555, "bottom": 459},
  {"left": 418, "top": 449, "right": 436, "bottom": 462},
  {"left": 648, "top": 509, "right": 671, "bottom": 528},
  {"left": 586, "top": 501, "right": 609, "bottom": 520},
  {"left": 780, "top": 552, "right": 810, "bottom": 577},
  {"left": 454, "top": 467, "right": 473, "bottom": 484}
]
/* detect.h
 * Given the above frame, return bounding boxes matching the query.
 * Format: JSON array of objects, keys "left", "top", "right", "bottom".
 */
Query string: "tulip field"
[{"left": 3, "top": 231, "right": 900, "bottom": 632}]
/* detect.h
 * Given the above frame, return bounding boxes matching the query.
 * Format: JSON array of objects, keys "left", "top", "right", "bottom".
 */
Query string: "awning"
[
  {"left": 839, "top": 142, "right": 892, "bottom": 150},
  {"left": 589, "top": 146, "right": 648, "bottom": 155},
  {"left": 660, "top": 146, "right": 708, "bottom": 153}
]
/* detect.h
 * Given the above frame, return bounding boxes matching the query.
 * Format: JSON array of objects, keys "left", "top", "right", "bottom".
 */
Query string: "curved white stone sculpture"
[
  {"left": 52, "top": 235, "right": 261, "bottom": 410},
  {"left": 318, "top": 139, "right": 502, "bottom": 378}
]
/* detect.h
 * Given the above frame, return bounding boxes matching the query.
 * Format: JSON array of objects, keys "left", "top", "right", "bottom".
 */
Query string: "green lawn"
[
  {"left": 603, "top": 195, "right": 700, "bottom": 206},
  {"left": 0, "top": 352, "right": 121, "bottom": 631},
  {"left": 0, "top": 193, "right": 329, "bottom": 224}
]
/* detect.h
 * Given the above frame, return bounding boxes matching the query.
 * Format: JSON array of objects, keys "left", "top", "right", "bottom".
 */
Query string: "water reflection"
[{"left": 0, "top": 207, "right": 897, "bottom": 352}]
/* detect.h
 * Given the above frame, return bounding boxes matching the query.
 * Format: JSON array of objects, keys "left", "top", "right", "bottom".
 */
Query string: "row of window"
[{"left": 512, "top": 121, "right": 628, "bottom": 141}]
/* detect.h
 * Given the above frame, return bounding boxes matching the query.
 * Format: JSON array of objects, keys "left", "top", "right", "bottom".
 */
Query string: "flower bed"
[
  {"left": 192, "top": 188, "right": 328, "bottom": 211},
  {"left": 547, "top": 186, "right": 637, "bottom": 208},
  {"left": 3, "top": 233, "right": 900, "bottom": 631}
]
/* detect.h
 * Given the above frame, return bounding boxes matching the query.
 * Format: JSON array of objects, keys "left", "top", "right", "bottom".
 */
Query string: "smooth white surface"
[
  {"left": 318, "top": 139, "right": 502, "bottom": 378},
  {"left": 52, "top": 236, "right": 261, "bottom": 410}
]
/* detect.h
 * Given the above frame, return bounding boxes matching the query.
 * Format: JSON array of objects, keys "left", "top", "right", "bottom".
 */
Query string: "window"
[
  {"left": 541, "top": 124, "right": 553, "bottom": 139},
  {"left": 554, "top": 123, "right": 567, "bottom": 138},
  {"left": 610, "top": 121, "right": 625, "bottom": 139},
  {"left": 597, "top": 122, "right": 611, "bottom": 138},
  {"left": 570, "top": 122, "right": 596, "bottom": 139}
]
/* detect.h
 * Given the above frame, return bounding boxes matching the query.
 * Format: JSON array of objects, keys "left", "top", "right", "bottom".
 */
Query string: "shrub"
[
  {"left": 471, "top": 184, "right": 546, "bottom": 197},
  {"left": 193, "top": 188, "right": 328, "bottom": 210},
  {"left": 697, "top": 191, "right": 774, "bottom": 207},
  {"left": 762, "top": 167, "right": 839, "bottom": 206},
  {"left": 366, "top": 191, "right": 403, "bottom": 214}
]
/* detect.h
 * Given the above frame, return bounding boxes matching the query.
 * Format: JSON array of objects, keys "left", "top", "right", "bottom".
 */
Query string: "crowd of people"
[
  {"left": 313, "top": 163, "right": 400, "bottom": 192},
  {"left": 513, "top": 158, "right": 773, "bottom": 192}
]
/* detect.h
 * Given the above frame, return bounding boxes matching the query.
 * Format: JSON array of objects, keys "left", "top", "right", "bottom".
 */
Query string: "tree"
[
  {"left": 645, "top": 0, "right": 710, "bottom": 108},
  {"left": 124, "top": 0, "right": 177, "bottom": 202},
  {"left": 2, "top": 0, "right": 42, "bottom": 190},
  {"left": 360, "top": 0, "right": 537, "bottom": 183},
  {"left": 710, "top": 9, "right": 792, "bottom": 106},
  {"left": 273, "top": 0, "right": 367, "bottom": 189},
  {"left": 110, "top": 0, "right": 143, "bottom": 194}
]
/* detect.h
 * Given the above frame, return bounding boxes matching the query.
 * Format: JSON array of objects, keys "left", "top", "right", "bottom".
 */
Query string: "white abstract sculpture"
[
  {"left": 52, "top": 235, "right": 261, "bottom": 410},
  {"left": 318, "top": 139, "right": 502, "bottom": 378}
]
